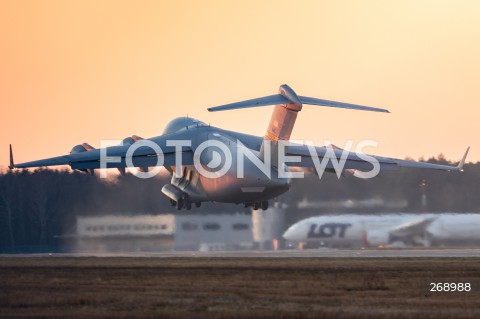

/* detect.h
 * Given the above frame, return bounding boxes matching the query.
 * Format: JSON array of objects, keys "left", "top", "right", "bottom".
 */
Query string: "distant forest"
[{"left": 1, "top": 156, "right": 479, "bottom": 251}]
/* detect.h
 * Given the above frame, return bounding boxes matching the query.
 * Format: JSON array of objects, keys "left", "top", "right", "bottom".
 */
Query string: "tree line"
[{"left": 0, "top": 156, "right": 479, "bottom": 251}]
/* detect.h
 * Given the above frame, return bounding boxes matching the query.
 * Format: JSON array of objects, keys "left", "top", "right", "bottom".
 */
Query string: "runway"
[
  {"left": 3, "top": 248, "right": 480, "bottom": 258},
  {"left": 1, "top": 252, "right": 479, "bottom": 318}
]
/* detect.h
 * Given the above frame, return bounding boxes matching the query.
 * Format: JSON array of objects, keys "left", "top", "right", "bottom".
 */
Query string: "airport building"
[
  {"left": 73, "top": 212, "right": 255, "bottom": 252},
  {"left": 75, "top": 215, "right": 175, "bottom": 252},
  {"left": 72, "top": 203, "right": 288, "bottom": 252},
  {"left": 174, "top": 214, "right": 253, "bottom": 251}
]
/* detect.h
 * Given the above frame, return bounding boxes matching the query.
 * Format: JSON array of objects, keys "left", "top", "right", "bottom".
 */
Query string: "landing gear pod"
[{"left": 162, "top": 184, "right": 191, "bottom": 210}]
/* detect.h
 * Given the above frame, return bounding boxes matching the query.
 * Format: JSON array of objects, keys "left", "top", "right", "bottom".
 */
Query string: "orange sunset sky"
[{"left": 1, "top": 0, "right": 479, "bottom": 170}]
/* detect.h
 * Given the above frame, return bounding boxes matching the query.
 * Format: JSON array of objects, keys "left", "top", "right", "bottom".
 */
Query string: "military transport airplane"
[
  {"left": 8, "top": 85, "right": 469, "bottom": 210},
  {"left": 283, "top": 213, "right": 480, "bottom": 248}
]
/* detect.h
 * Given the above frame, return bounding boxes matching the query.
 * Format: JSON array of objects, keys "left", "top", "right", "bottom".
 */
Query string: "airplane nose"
[{"left": 283, "top": 225, "right": 298, "bottom": 241}]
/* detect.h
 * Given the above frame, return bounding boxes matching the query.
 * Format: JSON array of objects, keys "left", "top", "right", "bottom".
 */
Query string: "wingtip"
[
  {"left": 8, "top": 144, "right": 15, "bottom": 170},
  {"left": 457, "top": 146, "right": 470, "bottom": 171}
]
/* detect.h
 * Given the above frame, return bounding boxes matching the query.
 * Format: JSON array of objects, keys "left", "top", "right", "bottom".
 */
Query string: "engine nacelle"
[
  {"left": 122, "top": 137, "right": 135, "bottom": 145},
  {"left": 70, "top": 144, "right": 87, "bottom": 154},
  {"left": 120, "top": 135, "right": 148, "bottom": 173},
  {"left": 364, "top": 230, "right": 391, "bottom": 247},
  {"left": 70, "top": 143, "right": 94, "bottom": 154},
  {"left": 121, "top": 135, "right": 143, "bottom": 145},
  {"left": 70, "top": 143, "right": 95, "bottom": 174}
]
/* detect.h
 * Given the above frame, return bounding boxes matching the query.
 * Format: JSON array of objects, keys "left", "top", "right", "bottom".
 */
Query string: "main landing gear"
[
  {"left": 170, "top": 198, "right": 201, "bottom": 210},
  {"left": 244, "top": 201, "right": 269, "bottom": 211}
]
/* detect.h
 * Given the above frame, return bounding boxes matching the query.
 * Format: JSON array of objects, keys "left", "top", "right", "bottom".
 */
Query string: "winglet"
[
  {"left": 457, "top": 146, "right": 470, "bottom": 171},
  {"left": 8, "top": 144, "right": 15, "bottom": 169}
]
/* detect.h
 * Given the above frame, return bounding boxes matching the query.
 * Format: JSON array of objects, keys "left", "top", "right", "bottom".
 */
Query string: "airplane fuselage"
[{"left": 163, "top": 123, "right": 290, "bottom": 208}]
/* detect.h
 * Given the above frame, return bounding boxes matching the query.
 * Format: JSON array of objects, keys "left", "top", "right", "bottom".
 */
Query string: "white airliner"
[{"left": 283, "top": 214, "right": 480, "bottom": 248}]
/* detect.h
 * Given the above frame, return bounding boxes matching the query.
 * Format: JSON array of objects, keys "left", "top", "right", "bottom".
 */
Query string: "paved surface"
[{"left": 3, "top": 248, "right": 480, "bottom": 258}]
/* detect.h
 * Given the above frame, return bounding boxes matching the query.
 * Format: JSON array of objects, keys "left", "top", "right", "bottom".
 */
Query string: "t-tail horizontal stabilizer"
[
  {"left": 208, "top": 84, "right": 390, "bottom": 113},
  {"left": 208, "top": 84, "right": 389, "bottom": 168}
]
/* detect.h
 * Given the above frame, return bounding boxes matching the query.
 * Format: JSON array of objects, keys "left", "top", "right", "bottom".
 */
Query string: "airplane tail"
[
  {"left": 208, "top": 84, "right": 389, "bottom": 167},
  {"left": 258, "top": 85, "right": 302, "bottom": 167}
]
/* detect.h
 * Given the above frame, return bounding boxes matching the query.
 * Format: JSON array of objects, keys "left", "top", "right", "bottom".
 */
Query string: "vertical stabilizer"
[{"left": 259, "top": 84, "right": 303, "bottom": 167}]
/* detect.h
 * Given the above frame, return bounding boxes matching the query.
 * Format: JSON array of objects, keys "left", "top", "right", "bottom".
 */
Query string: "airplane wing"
[
  {"left": 9, "top": 130, "right": 196, "bottom": 171},
  {"left": 285, "top": 144, "right": 470, "bottom": 173},
  {"left": 363, "top": 215, "right": 439, "bottom": 247},
  {"left": 209, "top": 84, "right": 468, "bottom": 173},
  {"left": 389, "top": 216, "right": 438, "bottom": 238}
]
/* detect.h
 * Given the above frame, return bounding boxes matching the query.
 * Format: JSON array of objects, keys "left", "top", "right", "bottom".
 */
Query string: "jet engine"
[
  {"left": 70, "top": 143, "right": 94, "bottom": 154},
  {"left": 119, "top": 135, "right": 148, "bottom": 173},
  {"left": 70, "top": 143, "right": 95, "bottom": 174}
]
